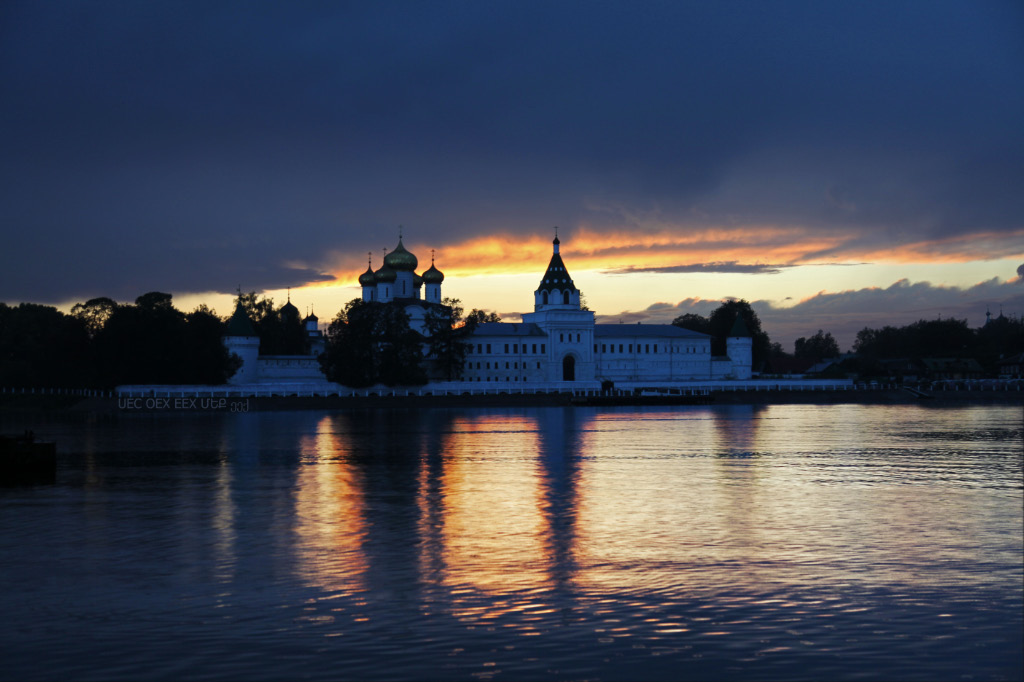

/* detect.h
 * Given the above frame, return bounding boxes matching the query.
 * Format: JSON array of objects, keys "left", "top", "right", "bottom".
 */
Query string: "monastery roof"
[
  {"left": 471, "top": 322, "right": 547, "bottom": 337},
  {"left": 594, "top": 324, "right": 709, "bottom": 338},
  {"left": 226, "top": 303, "right": 257, "bottom": 337}
]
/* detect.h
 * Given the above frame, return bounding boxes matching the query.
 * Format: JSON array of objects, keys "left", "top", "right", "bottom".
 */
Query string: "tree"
[
  {"left": 70, "top": 297, "right": 118, "bottom": 338},
  {"left": 94, "top": 292, "right": 237, "bottom": 387},
  {"left": 794, "top": 330, "right": 840, "bottom": 361},
  {"left": 319, "top": 299, "right": 426, "bottom": 387},
  {"left": 466, "top": 309, "right": 502, "bottom": 324},
  {"left": 0, "top": 303, "right": 90, "bottom": 387},
  {"left": 425, "top": 298, "right": 477, "bottom": 380},
  {"left": 671, "top": 313, "right": 711, "bottom": 336}
]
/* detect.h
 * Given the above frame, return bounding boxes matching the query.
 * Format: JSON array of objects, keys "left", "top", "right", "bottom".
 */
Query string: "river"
[{"left": 1, "top": 403, "right": 1021, "bottom": 680}]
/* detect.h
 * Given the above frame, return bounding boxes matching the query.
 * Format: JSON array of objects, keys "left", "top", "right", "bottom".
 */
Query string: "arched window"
[
  {"left": 542, "top": 291, "right": 549, "bottom": 305},
  {"left": 563, "top": 291, "right": 570, "bottom": 305}
]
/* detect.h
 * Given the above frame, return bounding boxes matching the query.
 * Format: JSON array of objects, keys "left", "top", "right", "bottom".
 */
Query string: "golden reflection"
[
  {"left": 435, "top": 413, "right": 547, "bottom": 594},
  {"left": 211, "top": 459, "right": 237, "bottom": 583},
  {"left": 292, "top": 415, "right": 368, "bottom": 593}
]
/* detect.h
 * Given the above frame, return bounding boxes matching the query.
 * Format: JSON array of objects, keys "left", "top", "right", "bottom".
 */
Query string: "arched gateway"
[{"left": 562, "top": 355, "right": 576, "bottom": 381}]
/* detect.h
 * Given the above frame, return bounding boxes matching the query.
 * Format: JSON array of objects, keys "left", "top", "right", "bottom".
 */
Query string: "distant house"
[
  {"left": 996, "top": 352, "right": 1023, "bottom": 378},
  {"left": 921, "top": 358, "right": 984, "bottom": 380}
]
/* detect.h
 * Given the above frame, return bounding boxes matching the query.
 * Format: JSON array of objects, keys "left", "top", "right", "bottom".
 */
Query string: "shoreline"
[{"left": 3, "top": 388, "right": 1023, "bottom": 415}]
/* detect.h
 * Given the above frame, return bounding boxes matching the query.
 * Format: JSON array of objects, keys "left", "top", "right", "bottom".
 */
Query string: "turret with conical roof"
[
  {"left": 224, "top": 300, "right": 260, "bottom": 384},
  {"left": 534, "top": 232, "right": 581, "bottom": 310}
]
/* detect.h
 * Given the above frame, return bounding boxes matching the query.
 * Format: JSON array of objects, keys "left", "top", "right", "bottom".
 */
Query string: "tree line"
[
  {"left": 3, "top": 290, "right": 1019, "bottom": 389},
  {"left": 0, "top": 293, "right": 237, "bottom": 389}
]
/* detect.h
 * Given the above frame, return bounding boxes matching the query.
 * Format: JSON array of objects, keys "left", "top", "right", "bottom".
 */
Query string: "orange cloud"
[{"left": 321, "top": 225, "right": 1024, "bottom": 288}]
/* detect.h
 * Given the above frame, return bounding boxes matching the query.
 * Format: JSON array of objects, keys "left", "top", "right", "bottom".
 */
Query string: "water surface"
[{"left": 1, "top": 404, "right": 1021, "bottom": 680}]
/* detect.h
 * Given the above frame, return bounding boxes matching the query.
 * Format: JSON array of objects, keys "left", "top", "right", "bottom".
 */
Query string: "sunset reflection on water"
[{"left": 7, "top": 404, "right": 1014, "bottom": 680}]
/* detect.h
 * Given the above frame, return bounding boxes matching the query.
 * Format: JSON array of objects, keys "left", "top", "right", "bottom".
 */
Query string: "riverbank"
[{"left": 3, "top": 387, "right": 1022, "bottom": 414}]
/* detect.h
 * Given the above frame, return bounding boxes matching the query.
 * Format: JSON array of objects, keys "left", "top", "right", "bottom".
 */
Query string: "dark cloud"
[
  {"left": 604, "top": 263, "right": 792, "bottom": 275},
  {"left": 1, "top": 1, "right": 1022, "bottom": 302}
]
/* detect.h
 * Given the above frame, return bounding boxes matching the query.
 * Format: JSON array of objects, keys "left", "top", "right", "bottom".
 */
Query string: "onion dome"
[
  {"left": 383, "top": 237, "right": 418, "bottom": 271},
  {"left": 303, "top": 311, "right": 318, "bottom": 324},
  {"left": 375, "top": 261, "right": 397, "bottom": 283},
  {"left": 422, "top": 262, "right": 444, "bottom": 284},
  {"left": 358, "top": 265, "right": 376, "bottom": 287},
  {"left": 280, "top": 299, "right": 300, "bottom": 322}
]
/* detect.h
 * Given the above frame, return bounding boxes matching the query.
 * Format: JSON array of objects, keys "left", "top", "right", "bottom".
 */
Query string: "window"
[
  {"left": 602, "top": 344, "right": 606, "bottom": 353},
  {"left": 563, "top": 291, "right": 570, "bottom": 304},
  {"left": 532, "top": 344, "right": 537, "bottom": 354},
  {"left": 504, "top": 343, "right": 509, "bottom": 353},
  {"left": 629, "top": 344, "right": 633, "bottom": 353},
  {"left": 513, "top": 344, "right": 518, "bottom": 353},
  {"left": 645, "top": 344, "right": 650, "bottom": 353},
  {"left": 560, "top": 333, "right": 564, "bottom": 342},
  {"left": 487, "top": 344, "right": 491, "bottom": 353},
  {"left": 514, "top": 362, "right": 518, "bottom": 369},
  {"left": 541, "top": 344, "right": 546, "bottom": 353},
  {"left": 619, "top": 344, "right": 623, "bottom": 353},
  {"left": 576, "top": 333, "right": 580, "bottom": 343},
  {"left": 477, "top": 344, "right": 482, "bottom": 353},
  {"left": 536, "top": 362, "right": 541, "bottom": 369},
  {"left": 486, "top": 362, "right": 490, "bottom": 369},
  {"left": 505, "top": 362, "right": 509, "bottom": 369},
  {"left": 594, "top": 344, "right": 598, "bottom": 352},
  {"left": 542, "top": 291, "right": 549, "bottom": 305},
  {"left": 654, "top": 345, "right": 658, "bottom": 353}
]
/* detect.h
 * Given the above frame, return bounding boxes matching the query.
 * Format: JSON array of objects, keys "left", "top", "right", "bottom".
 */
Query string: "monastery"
[{"left": 225, "top": 234, "right": 752, "bottom": 385}]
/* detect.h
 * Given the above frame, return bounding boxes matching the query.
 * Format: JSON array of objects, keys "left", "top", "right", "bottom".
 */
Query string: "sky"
[{"left": 1, "top": 0, "right": 1022, "bottom": 350}]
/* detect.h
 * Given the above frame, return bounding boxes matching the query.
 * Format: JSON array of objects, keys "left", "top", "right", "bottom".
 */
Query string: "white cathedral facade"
[
  {"left": 224, "top": 233, "right": 752, "bottom": 386},
  {"left": 350, "top": 234, "right": 753, "bottom": 385}
]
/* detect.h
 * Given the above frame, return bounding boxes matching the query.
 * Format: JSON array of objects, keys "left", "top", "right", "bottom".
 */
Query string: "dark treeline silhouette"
[
  {"left": 319, "top": 298, "right": 427, "bottom": 387},
  {"left": 1, "top": 292, "right": 237, "bottom": 389},
  {"left": 672, "top": 300, "right": 771, "bottom": 370},
  {"left": 318, "top": 297, "right": 476, "bottom": 387},
  {"left": 235, "top": 291, "right": 309, "bottom": 355},
  {"left": 853, "top": 316, "right": 1023, "bottom": 374}
]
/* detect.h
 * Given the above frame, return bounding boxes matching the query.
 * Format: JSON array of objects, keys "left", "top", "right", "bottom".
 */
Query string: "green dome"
[
  {"left": 375, "top": 262, "right": 397, "bottom": 283},
  {"left": 383, "top": 237, "right": 418, "bottom": 271},
  {"left": 422, "top": 263, "right": 444, "bottom": 284},
  {"left": 358, "top": 266, "right": 376, "bottom": 286}
]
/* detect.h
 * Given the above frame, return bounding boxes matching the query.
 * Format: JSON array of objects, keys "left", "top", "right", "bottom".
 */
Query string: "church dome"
[
  {"left": 422, "top": 263, "right": 444, "bottom": 284},
  {"left": 383, "top": 237, "right": 418, "bottom": 271},
  {"left": 375, "top": 262, "right": 397, "bottom": 283},
  {"left": 358, "top": 265, "right": 376, "bottom": 286},
  {"left": 280, "top": 299, "right": 299, "bottom": 321}
]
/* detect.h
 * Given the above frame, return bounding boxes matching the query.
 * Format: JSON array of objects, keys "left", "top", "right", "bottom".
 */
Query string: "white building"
[
  {"left": 224, "top": 233, "right": 753, "bottom": 385},
  {"left": 458, "top": 235, "right": 752, "bottom": 384}
]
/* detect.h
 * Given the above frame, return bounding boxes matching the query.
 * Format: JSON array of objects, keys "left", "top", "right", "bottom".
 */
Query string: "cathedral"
[
  {"left": 351, "top": 233, "right": 753, "bottom": 384},
  {"left": 225, "top": 233, "right": 753, "bottom": 386}
]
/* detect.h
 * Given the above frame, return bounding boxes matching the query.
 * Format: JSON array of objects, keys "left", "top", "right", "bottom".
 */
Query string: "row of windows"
[
  {"left": 559, "top": 332, "right": 582, "bottom": 343},
  {"left": 593, "top": 343, "right": 707, "bottom": 354},
  {"left": 469, "top": 361, "right": 542, "bottom": 370},
  {"left": 469, "top": 343, "right": 546, "bottom": 355}
]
